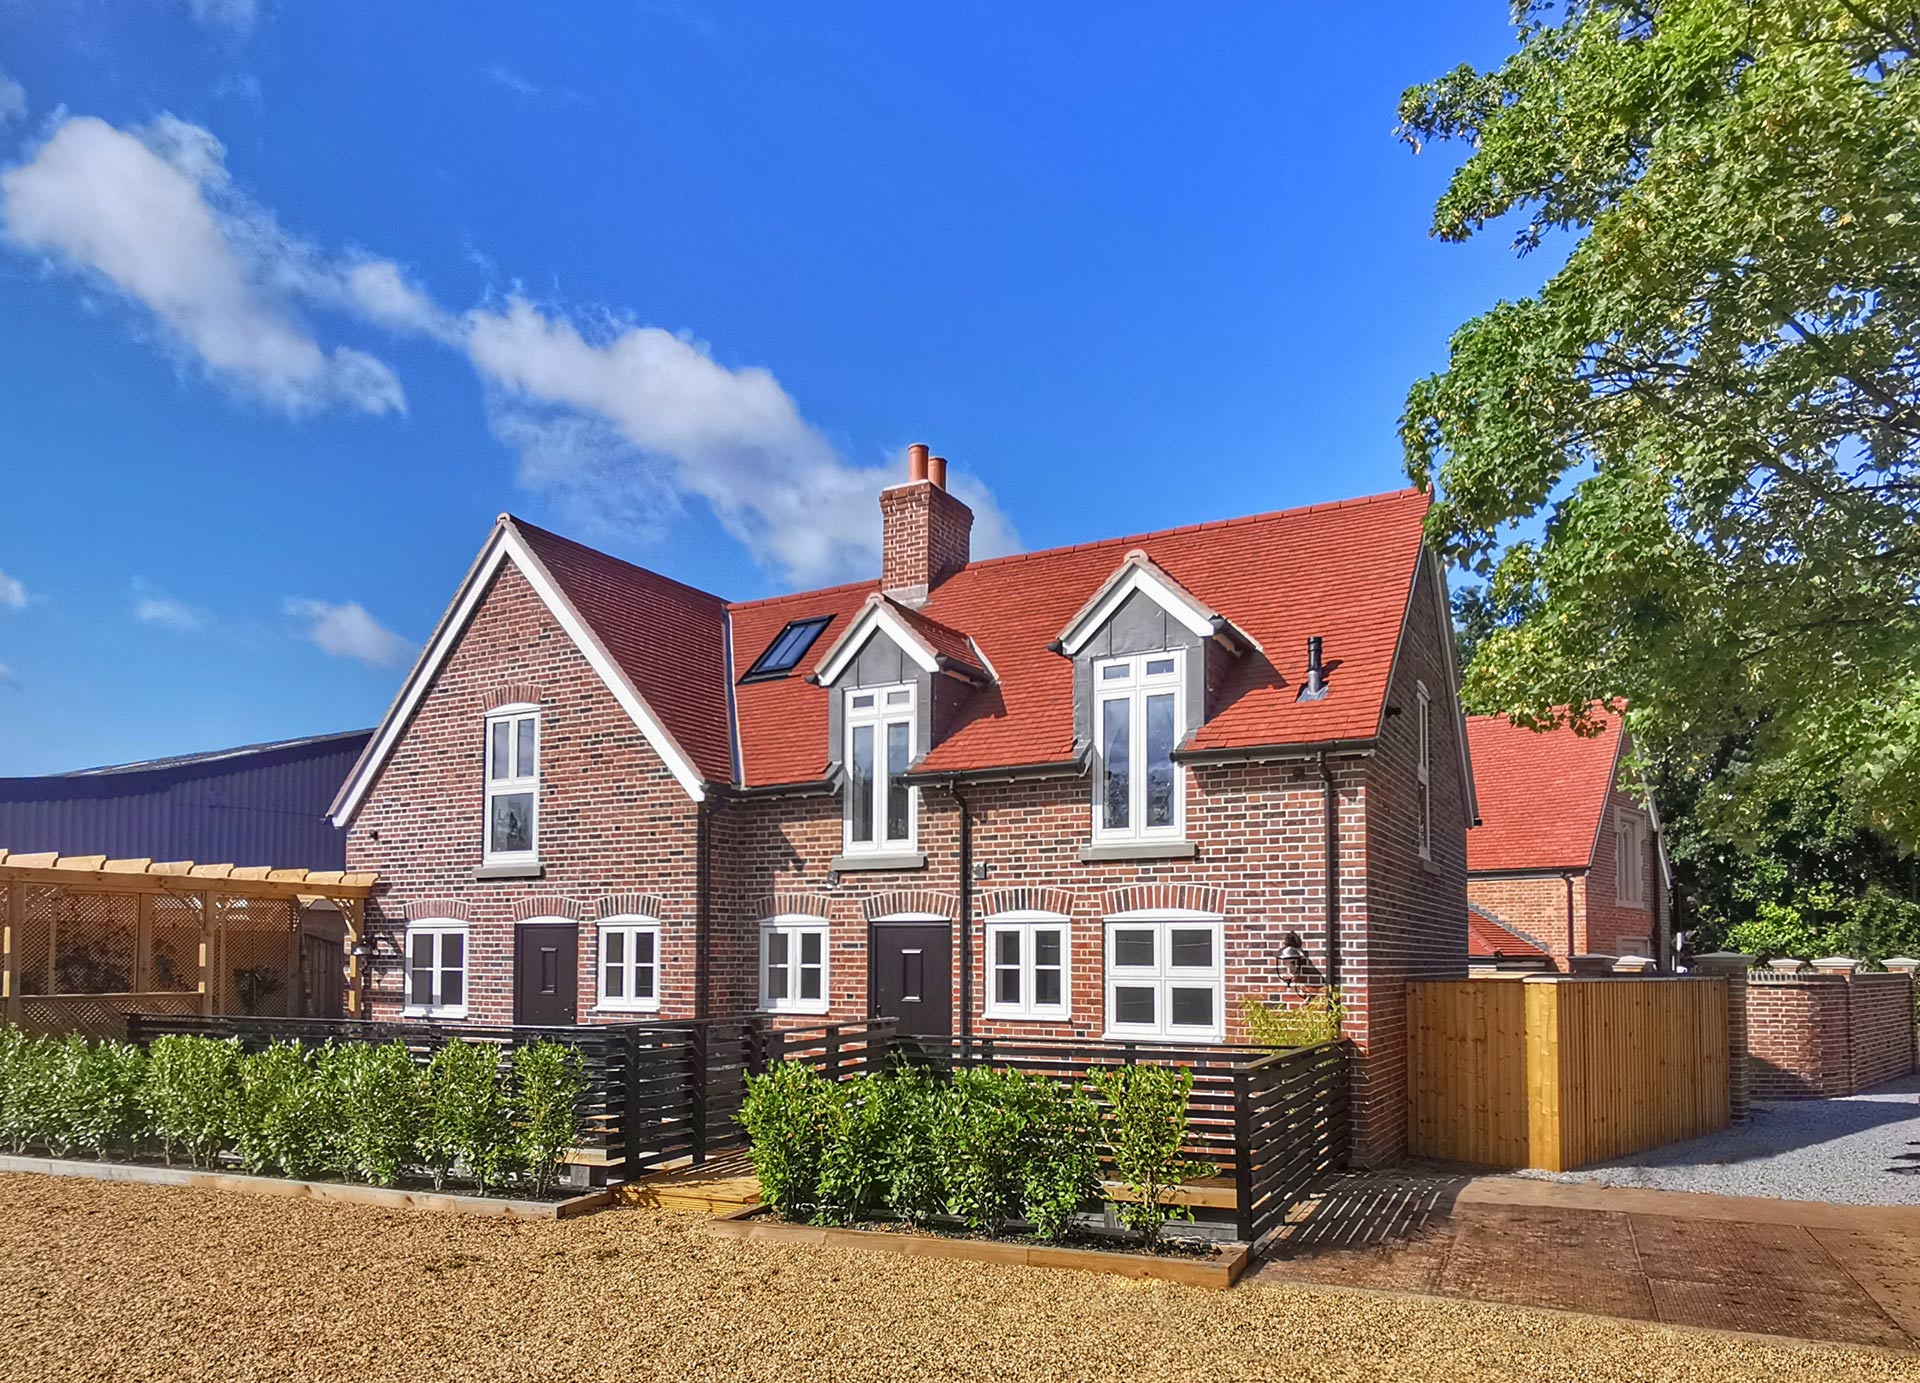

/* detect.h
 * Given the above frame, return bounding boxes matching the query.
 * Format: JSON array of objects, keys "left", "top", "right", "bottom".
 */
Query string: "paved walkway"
[
  {"left": 1251, "top": 1170, "right": 1920, "bottom": 1351},
  {"left": 1522, "top": 1075, "right": 1920, "bottom": 1205}
]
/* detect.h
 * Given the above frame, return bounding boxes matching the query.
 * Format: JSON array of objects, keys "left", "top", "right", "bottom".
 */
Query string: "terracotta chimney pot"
[
  {"left": 907, "top": 443, "right": 929, "bottom": 482},
  {"left": 928, "top": 455, "right": 948, "bottom": 490}
]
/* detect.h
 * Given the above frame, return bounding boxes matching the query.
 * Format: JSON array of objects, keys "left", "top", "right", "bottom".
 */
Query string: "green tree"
[{"left": 1400, "top": 1, "right": 1920, "bottom": 844}]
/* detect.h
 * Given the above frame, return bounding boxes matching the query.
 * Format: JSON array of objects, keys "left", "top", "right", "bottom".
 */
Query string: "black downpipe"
[
  {"left": 1562, "top": 871, "right": 1576, "bottom": 964},
  {"left": 956, "top": 784, "right": 973, "bottom": 1040},
  {"left": 695, "top": 798, "right": 713, "bottom": 1020},
  {"left": 1319, "top": 752, "right": 1341, "bottom": 988}
]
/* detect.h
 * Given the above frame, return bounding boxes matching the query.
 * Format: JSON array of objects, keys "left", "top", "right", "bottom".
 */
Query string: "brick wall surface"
[
  {"left": 1466, "top": 874, "right": 1581, "bottom": 957},
  {"left": 1745, "top": 974, "right": 1916, "bottom": 1099},
  {"left": 349, "top": 540, "right": 1471, "bottom": 1165}
]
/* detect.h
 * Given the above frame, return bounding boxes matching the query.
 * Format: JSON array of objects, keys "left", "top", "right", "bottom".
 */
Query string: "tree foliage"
[{"left": 1400, "top": 1, "right": 1920, "bottom": 844}]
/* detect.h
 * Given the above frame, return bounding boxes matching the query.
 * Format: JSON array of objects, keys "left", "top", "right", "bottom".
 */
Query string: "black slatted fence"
[{"left": 1233, "top": 1041, "right": 1349, "bottom": 1244}]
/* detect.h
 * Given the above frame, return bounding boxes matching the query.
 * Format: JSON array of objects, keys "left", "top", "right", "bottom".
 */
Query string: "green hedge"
[
  {"left": 0, "top": 1028, "right": 585, "bottom": 1196},
  {"left": 737, "top": 1061, "right": 1210, "bottom": 1245}
]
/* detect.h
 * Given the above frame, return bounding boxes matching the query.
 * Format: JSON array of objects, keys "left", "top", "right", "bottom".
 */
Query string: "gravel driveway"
[
  {"left": 2, "top": 1173, "right": 1910, "bottom": 1382},
  {"left": 1523, "top": 1075, "right": 1920, "bottom": 1204}
]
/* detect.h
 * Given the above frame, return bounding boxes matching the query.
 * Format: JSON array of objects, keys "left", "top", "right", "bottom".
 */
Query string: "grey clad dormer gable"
[{"left": 820, "top": 633, "right": 937, "bottom": 783}]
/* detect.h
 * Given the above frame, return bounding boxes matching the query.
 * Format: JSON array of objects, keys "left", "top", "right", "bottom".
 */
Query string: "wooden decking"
[{"left": 622, "top": 1151, "right": 762, "bottom": 1214}]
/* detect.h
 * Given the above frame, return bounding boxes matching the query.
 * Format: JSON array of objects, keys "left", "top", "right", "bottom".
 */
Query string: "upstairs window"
[
  {"left": 1616, "top": 809, "right": 1648, "bottom": 908},
  {"left": 405, "top": 920, "right": 467, "bottom": 1019},
  {"left": 845, "top": 683, "right": 916, "bottom": 854},
  {"left": 742, "top": 616, "right": 831, "bottom": 681},
  {"left": 1415, "top": 682, "right": 1432, "bottom": 861},
  {"left": 485, "top": 706, "right": 539, "bottom": 864},
  {"left": 1093, "top": 651, "right": 1185, "bottom": 843}
]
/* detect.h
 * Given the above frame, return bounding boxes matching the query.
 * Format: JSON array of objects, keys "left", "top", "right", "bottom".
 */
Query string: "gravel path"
[
  {"left": 1, "top": 1173, "right": 1913, "bottom": 1382},
  {"left": 1521, "top": 1075, "right": 1920, "bottom": 1204}
]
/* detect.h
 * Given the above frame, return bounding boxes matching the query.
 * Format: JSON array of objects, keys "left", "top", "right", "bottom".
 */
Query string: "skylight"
[{"left": 742, "top": 616, "right": 832, "bottom": 681}]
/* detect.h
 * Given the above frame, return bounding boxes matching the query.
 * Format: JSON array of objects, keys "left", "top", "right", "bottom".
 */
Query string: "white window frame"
[
  {"left": 760, "top": 916, "right": 830, "bottom": 1015},
  {"left": 403, "top": 919, "right": 469, "bottom": 1019},
  {"left": 1616, "top": 808, "right": 1648, "bottom": 909},
  {"left": 983, "top": 912, "right": 1071, "bottom": 1021},
  {"left": 1091, "top": 650, "right": 1187, "bottom": 845},
  {"left": 1415, "top": 681, "right": 1432, "bottom": 862},
  {"left": 843, "top": 682, "right": 918, "bottom": 855},
  {"left": 596, "top": 916, "right": 662, "bottom": 1013},
  {"left": 1102, "top": 912, "right": 1224, "bottom": 1042},
  {"left": 483, "top": 704, "right": 540, "bottom": 865}
]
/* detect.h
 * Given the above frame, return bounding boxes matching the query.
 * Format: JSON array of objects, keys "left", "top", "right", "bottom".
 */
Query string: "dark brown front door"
[
  {"left": 870, "top": 921, "right": 952, "bottom": 1040},
  {"left": 514, "top": 922, "right": 578, "bottom": 1027}
]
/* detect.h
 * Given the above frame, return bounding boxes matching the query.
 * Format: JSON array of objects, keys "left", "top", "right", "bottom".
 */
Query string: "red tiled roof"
[
  {"left": 884, "top": 599, "right": 988, "bottom": 681},
  {"left": 1465, "top": 710, "right": 1625, "bottom": 873},
  {"left": 1467, "top": 903, "right": 1551, "bottom": 961},
  {"left": 512, "top": 519, "right": 735, "bottom": 785},
  {"left": 731, "top": 489, "right": 1431, "bottom": 787}
]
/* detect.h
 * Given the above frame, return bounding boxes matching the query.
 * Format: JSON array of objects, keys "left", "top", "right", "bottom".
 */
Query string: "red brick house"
[
  {"left": 1464, "top": 710, "right": 1670, "bottom": 970},
  {"left": 329, "top": 449, "right": 1477, "bottom": 1163}
]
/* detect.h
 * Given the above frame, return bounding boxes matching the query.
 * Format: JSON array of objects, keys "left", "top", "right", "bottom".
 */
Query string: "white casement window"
[
  {"left": 1616, "top": 809, "right": 1648, "bottom": 908},
  {"left": 761, "top": 917, "right": 829, "bottom": 1014},
  {"left": 404, "top": 920, "right": 468, "bottom": 1018},
  {"left": 844, "top": 683, "right": 916, "bottom": 854},
  {"left": 984, "top": 913, "right": 1070, "bottom": 1021},
  {"left": 484, "top": 705, "right": 539, "bottom": 864},
  {"left": 597, "top": 917, "right": 661, "bottom": 1013},
  {"left": 1103, "top": 914, "right": 1224, "bottom": 1041},
  {"left": 1415, "top": 681, "right": 1433, "bottom": 861},
  {"left": 1092, "top": 651, "right": 1186, "bottom": 844}
]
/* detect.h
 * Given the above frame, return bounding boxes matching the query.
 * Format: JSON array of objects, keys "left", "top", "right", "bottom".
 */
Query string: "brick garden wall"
[
  {"left": 346, "top": 562, "right": 705, "bottom": 1025},
  {"left": 1745, "top": 973, "right": 1916, "bottom": 1099}
]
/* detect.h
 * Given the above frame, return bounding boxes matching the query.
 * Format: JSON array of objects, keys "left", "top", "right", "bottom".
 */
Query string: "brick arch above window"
[
  {"left": 484, "top": 683, "right": 542, "bottom": 712},
  {"left": 597, "top": 893, "right": 668, "bottom": 921},
  {"left": 751, "top": 891, "right": 830, "bottom": 921},
  {"left": 979, "top": 887, "right": 1078, "bottom": 919},
  {"left": 399, "top": 898, "right": 470, "bottom": 923},
  {"left": 512, "top": 895, "right": 585, "bottom": 923},
  {"left": 1102, "top": 884, "right": 1227, "bottom": 918},
  {"left": 862, "top": 890, "right": 958, "bottom": 923}
]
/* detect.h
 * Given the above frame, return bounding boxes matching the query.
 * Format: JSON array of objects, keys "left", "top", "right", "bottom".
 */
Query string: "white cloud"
[
  {"left": 0, "top": 71, "right": 25, "bottom": 126},
  {"left": 284, "top": 597, "right": 413, "bottom": 668},
  {"left": 0, "top": 662, "right": 16, "bottom": 689},
  {"left": 0, "top": 568, "right": 25, "bottom": 611},
  {"left": 187, "top": 0, "right": 258, "bottom": 34},
  {"left": 0, "top": 114, "right": 404, "bottom": 415},
  {"left": 464, "top": 299, "right": 1020, "bottom": 583},
  {"left": 486, "top": 63, "right": 539, "bottom": 97},
  {"left": 131, "top": 579, "right": 207, "bottom": 632},
  {"left": 342, "top": 258, "right": 458, "bottom": 341}
]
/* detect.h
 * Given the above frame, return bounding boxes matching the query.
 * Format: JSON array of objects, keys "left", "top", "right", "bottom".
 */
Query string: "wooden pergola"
[{"left": 0, "top": 851, "right": 378, "bottom": 1037}]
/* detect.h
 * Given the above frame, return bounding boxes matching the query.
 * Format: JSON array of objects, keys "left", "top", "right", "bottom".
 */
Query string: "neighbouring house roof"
[
  {"left": 732, "top": 488, "right": 1436, "bottom": 787},
  {"left": 334, "top": 487, "right": 1454, "bottom": 815},
  {"left": 1465, "top": 709, "right": 1627, "bottom": 874},
  {"left": 1467, "top": 902, "right": 1551, "bottom": 962}
]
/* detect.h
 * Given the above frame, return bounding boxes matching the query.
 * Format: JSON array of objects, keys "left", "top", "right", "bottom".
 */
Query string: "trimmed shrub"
[
  {"left": 328, "top": 1041, "right": 420, "bottom": 1187},
  {"left": 511, "top": 1040, "right": 584, "bottom": 1197},
  {"left": 876, "top": 1068, "right": 946, "bottom": 1227},
  {"left": 814, "top": 1077, "right": 897, "bottom": 1226},
  {"left": 420, "top": 1039, "right": 508, "bottom": 1192},
  {"left": 935, "top": 1066, "right": 1046, "bottom": 1235},
  {"left": 235, "top": 1041, "right": 333, "bottom": 1179},
  {"left": 738, "top": 1061, "right": 833, "bottom": 1218},
  {"left": 0, "top": 1029, "right": 37, "bottom": 1153},
  {"left": 143, "top": 1035, "right": 242, "bottom": 1168},
  {"left": 62, "top": 1039, "right": 149, "bottom": 1160},
  {"left": 1092, "top": 1063, "right": 1214, "bottom": 1248},
  {"left": 1017, "top": 1078, "right": 1101, "bottom": 1242}
]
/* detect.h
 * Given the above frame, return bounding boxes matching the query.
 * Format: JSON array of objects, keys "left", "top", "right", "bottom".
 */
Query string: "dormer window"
[
  {"left": 845, "top": 683, "right": 916, "bottom": 853},
  {"left": 484, "top": 705, "right": 539, "bottom": 865},
  {"left": 1093, "top": 651, "right": 1185, "bottom": 844}
]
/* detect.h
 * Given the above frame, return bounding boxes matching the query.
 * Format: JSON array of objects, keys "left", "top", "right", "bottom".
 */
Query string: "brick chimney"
[{"left": 880, "top": 442, "right": 973, "bottom": 604}]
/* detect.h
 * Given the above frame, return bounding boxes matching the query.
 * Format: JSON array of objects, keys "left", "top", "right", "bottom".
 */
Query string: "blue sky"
[{"left": 0, "top": 1, "right": 1551, "bottom": 774}]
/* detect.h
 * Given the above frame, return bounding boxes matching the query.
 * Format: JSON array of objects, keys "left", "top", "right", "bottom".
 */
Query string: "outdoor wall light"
[
  {"left": 1278, "top": 932, "right": 1307, "bottom": 975},
  {"left": 346, "top": 941, "right": 370, "bottom": 960}
]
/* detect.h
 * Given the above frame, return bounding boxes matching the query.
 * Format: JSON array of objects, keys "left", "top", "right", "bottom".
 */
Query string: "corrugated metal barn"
[{"left": 0, "top": 730, "right": 372, "bottom": 871}]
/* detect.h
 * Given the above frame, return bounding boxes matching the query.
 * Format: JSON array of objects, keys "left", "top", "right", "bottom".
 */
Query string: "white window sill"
[
  {"left": 403, "top": 1007, "right": 468, "bottom": 1021},
  {"left": 830, "top": 850, "right": 926, "bottom": 872},
  {"left": 594, "top": 1003, "right": 661, "bottom": 1015},
  {"left": 475, "top": 860, "right": 544, "bottom": 880},
  {"left": 1101, "top": 1029, "right": 1222, "bottom": 1044},
  {"left": 984, "top": 1009, "right": 1071, "bottom": 1023},
  {"left": 759, "top": 1005, "right": 831, "bottom": 1017},
  {"left": 1080, "top": 840, "right": 1196, "bottom": 863}
]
